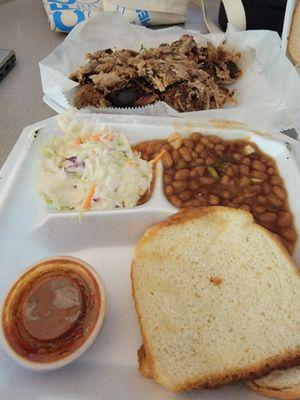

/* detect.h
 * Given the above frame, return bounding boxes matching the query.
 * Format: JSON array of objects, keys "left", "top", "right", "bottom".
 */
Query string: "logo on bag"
[{"left": 136, "top": 9, "right": 150, "bottom": 25}]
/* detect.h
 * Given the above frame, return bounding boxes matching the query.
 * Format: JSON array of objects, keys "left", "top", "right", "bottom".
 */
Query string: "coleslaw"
[{"left": 38, "top": 127, "right": 153, "bottom": 211}]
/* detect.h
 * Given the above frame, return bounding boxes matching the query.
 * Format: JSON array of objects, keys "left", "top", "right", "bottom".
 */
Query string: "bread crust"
[
  {"left": 248, "top": 380, "right": 300, "bottom": 400},
  {"left": 288, "top": 0, "right": 300, "bottom": 65},
  {"left": 131, "top": 206, "right": 300, "bottom": 392},
  {"left": 137, "top": 207, "right": 292, "bottom": 262},
  {"left": 131, "top": 260, "right": 155, "bottom": 380}
]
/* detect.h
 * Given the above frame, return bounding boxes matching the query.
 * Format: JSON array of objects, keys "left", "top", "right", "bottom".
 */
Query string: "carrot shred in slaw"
[
  {"left": 83, "top": 184, "right": 97, "bottom": 209},
  {"left": 150, "top": 149, "right": 166, "bottom": 165}
]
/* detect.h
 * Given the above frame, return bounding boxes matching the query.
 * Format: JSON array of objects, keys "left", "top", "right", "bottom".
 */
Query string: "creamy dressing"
[{"left": 38, "top": 127, "right": 152, "bottom": 211}]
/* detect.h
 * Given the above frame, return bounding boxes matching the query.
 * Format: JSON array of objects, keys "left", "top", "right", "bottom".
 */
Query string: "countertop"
[{"left": 0, "top": 0, "right": 220, "bottom": 168}]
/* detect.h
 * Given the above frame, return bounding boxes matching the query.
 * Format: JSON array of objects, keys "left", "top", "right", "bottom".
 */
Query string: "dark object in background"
[
  {"left": 0, "top": 49, "right": 15, "bottom": 81},
  {"left": 219, "top": 0, "right": 287, "bottom": 35}
]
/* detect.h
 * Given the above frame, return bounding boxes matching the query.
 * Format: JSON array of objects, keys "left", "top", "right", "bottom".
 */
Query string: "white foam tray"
[{"left": 1, "top": 113, "right": 300, "bottom": 399}]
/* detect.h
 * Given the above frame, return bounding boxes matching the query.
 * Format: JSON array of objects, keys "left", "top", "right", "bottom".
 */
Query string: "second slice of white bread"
[
  {"left": 131, "top": 207, "right": 300, "bottom": 391},
  {"left": 288, "top": 0, "right": 300, "bottom": 65},
  {"left": 248, "top": 366, "right": 300, "bottom": 399}
]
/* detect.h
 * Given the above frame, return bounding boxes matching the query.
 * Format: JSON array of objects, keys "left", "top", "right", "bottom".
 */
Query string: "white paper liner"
[{"left": 39, "top": 12, "right": 300, "bottom": 133}]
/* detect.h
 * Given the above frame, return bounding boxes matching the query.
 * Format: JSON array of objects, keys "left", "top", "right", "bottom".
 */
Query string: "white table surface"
[{"left": 0, "top": 0, "right": 220, "bottom": 168}]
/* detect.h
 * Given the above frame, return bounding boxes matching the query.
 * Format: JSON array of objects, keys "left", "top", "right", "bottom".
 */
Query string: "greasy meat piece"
[
  {"left": 161, "top": 80, "right": 235, "bottom": 112},
  {"left": 199, "top": 44, "right": 241, "bottom": 83},
  {"left": 74, "top": 84, "right": 108, "bottom": 109},
  {"left": 136, "top": 58, "right": 191, "bottom": 91},
  {"left": 107, "top": 85, "right": 158, "bottom": 108},
  {"left": 169, "top": 34, "right": 200, "bottom": 60},
  {"left": 70, "top": 34, "right": 242, "bottom": 111}
]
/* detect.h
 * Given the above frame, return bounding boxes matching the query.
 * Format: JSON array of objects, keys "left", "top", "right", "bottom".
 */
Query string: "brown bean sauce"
[
  {"left": 134, "top": 133, "right": 297, "bottom": 253},
  {"left": 2, "top": 259, "right": 101, "bottom": 363}
]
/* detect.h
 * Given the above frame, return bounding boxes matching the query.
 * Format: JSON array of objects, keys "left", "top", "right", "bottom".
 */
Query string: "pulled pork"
[{"left": 70, "top": 35, "right": 241, "bottom": 111}]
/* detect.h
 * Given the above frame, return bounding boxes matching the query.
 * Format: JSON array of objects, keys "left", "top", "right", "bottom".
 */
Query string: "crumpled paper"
[{"left": 39, "top": 12, "right": 300, "bottom": 133}]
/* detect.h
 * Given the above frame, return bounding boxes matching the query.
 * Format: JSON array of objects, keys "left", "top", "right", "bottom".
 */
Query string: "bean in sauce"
[{"left": 134, "top": 133, "right": 297, "bottom": 253}]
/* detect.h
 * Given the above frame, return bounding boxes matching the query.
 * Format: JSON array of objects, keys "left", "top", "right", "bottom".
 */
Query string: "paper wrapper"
[{"left": 39, "top": 12, "right": 300, "bottom": 133}]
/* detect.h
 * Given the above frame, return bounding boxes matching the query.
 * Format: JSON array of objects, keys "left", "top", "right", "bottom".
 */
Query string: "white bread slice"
[
  {"left": 131, "top": 207, "right": 300, "bottom": 391},
  {"left": 248, "top": 367, "right": 300, "bottom": 399},
  {"left": 288, "top": 0, "right": 300, "bottom": 65}
]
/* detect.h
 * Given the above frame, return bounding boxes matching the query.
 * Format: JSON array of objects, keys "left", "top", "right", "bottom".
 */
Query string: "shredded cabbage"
[{"left": 38, "top": 127, "right": 152, "bottom": 211}]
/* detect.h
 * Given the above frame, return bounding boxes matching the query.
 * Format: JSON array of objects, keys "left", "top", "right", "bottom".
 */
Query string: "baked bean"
[
  {"left": 262, "top": 182, "right": 272, "bottom": 195},
  {"left": 220, "top": 175, "right": 230, "bottom": 185},
  {"left": 179, "top": 191, "right": 192, "bottom": 202},
  {"left": 192, "top": 158, "right": 204, "bottom": 167},
  {"left": 210, "top": 136, "right": 221, "bottom": 144},
  {"left": 177, "top": 159, "right": 187, "bottom": 169},
  {"left": 208, "top": 195, "right": 220, "bottom": 205},
  {"left": 242, "top": 158, "right": 251, "bottom": 166},
  {"left": 200, "top": 137, "right": 210, "bottom": 145},
  {"left": 135, "top": 135, "right": 296, "bottom": 253},
  {"left": 267, "top": 193, "right": 282, "bottom": 208},
  {"left": 227, "top": 167, "right": 235, "bottom": 177},
  {"left": 162, "top": 143, "right": 172, "bottom": 152},
  {"left": 270, "top": 176, "right": 282, "bottom": 185},
  {"left": 198, "top": 187, "right": 209, "bottom": 195},
  {"left": 182, "top": 139, "right": 194, "bottom": 148},
  {"left": 165, "top": 168, "right": 175, "bottom": 176},
  {"left": 174, "top": 169, "right": 189, "bottom": 180},
  {"left": 278, "top": 212, "right": 292, "bottom": 227},
  {"left": 163, "top": 174, "right": 172, "bottom": 185},
  {"left": 195, "top": 166, "right": 205, "bottom": 176},
  {"left": 240, "top": 204, "right": 251, "bottom": 212},
  {"left": 162, "top": 152, "right": 173, "bottom": 169},
  {"left": 172, "top": 150, "right": 180, "bottom": 162},
  {"left": 184, "top": 200, "right": 194, "bottom": 207},
  {"left": 178, "top": 190, "right": 191, "bottom": 202},
  {"left": 205, "top": 157, "right": 215, "bottom": 166},
  {"left": 252, "top": 185, "right": 261, "bottom": 193},
  {"left": 165, "top": 185, "right": 174, "bottom": 195},
  {"left": 240, "top": 176, "right": 250, "bottom": 188},
  {"left": 253, "top": 204, "right": 266, "bottom": 214},
  {"left": 147, "top": 141, "right": 158, "bottom": 155},
  {"left": 252, "top": 160, "right": 267, "bottom": 172},
  {"left": 272, "top": 186, "right": 286, "bottom": 200},
  {"left": 191, "top": 132, "right": 202, "bottom": 142},
  {"left": 240, "top": 165, "right": 250, "bottom": 175},
  {"left": 190, "top": 169, "right": 198, "bottom": 178},
  {"left": 215, "top": 144, "right": 226, "bottom": 152},
  {"left": 169, "top": 195, "right": 183, "bottom": 208},
  {"left": 189, "top": 179, "right": 200, "bottom": 191},
  {"left": 232, "top": 195, "right": 243, "bottom": 205},
  {"left": 233, "top": 153, "right": 242, "bottom": 162},
  {"left": 173, "top": 180, "right": 188, "bottom": 190},
  {"left": 251, "top": 170, "right": 267, "bottom": 180},
  {"left": 192, "top": 196, "right": 207, "bottom": 207},
  {"left": 199, "top": 176, "right": 216, "bottom": 185},
  {"left": 156, "top": 142, "right": 164, "bottom": 153},
  {"left": 282, "top": 228, "right": 297, "bottom": 242},
  {"left": 257, "top": 195, "right": 267, "bottom": 205},
  {"left": 179, "top": 147, "right": 192, "bottom": 162},
  {"left": 260, "top": 156, "right": 269, "bottom": 164},
  {"left": 259, "top": 212, "right": 277, "bottom": 223},
  {"left": 195, "top": 143, "right": 205, "bottom": 153},
  {"left": 136, "top": 142, "right": 147, "bottom": 153},
  {"left": 221, "top": 191, "right": 231, "bottom": 200}
]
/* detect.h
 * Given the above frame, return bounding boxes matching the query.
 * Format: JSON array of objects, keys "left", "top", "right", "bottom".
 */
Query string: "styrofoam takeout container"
[
  {"left": 0, "top": 255, "right": 106, "bottom": 371},
  {"left": 1, "top": 113, "right": 300, "bottom": 399}
]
